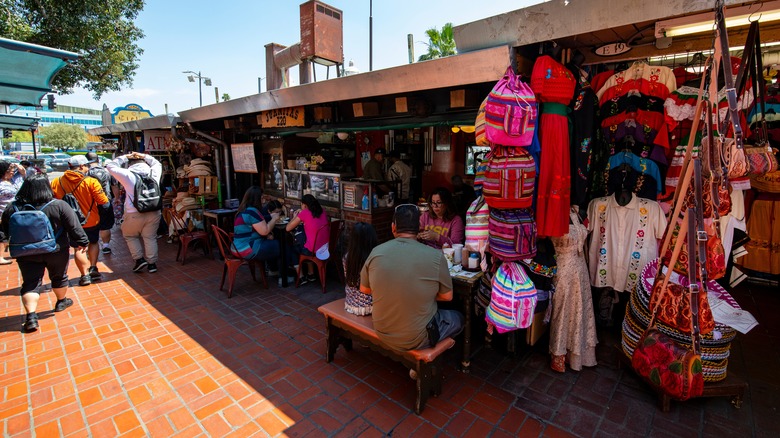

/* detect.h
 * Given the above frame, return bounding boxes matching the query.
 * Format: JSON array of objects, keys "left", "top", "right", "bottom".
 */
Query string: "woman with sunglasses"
[{"left": 418, "top": 187, "right": 464, "bottom": 249}]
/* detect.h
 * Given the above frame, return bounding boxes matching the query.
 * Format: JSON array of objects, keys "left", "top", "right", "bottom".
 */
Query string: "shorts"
[
  {"left": 83, "top": 226, "right": 100, "bottom": 244},
  {"left": 17, "top": 246, "right": 71, "bottom": 293},
  {"left": 98, "top": 204, "right": 115, "bottom": 230}
]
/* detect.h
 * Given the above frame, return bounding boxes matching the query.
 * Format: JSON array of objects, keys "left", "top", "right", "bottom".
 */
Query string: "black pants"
[{"left": 17, "top": 246, "right": 71, "bottom": 294}]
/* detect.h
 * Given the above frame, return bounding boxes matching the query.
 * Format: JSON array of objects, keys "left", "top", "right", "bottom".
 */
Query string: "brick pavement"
[{"left": 0, "top": 230, "right": 777, "bottom": 437}]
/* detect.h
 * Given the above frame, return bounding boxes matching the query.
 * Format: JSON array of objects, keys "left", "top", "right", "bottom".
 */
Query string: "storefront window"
[{"left": 465, "top": 145, "right": 490, "bottom": 175}]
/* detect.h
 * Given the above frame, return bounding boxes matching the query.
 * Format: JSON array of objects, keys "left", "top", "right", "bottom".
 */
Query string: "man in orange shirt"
[{"left": 51, "top": 155, "right": 110, "bottom": 286}]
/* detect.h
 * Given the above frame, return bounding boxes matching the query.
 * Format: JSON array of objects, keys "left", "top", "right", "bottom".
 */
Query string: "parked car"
[
  {"left": 45, "top": 153, "right": 73, "bottom": 171},
  {"left": 0, "top": 156, "right": 21, "bottom": 165}
]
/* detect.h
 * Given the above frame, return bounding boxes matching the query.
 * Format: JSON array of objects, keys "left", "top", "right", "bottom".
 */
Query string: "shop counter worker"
[{"left": 360, "top": 203, "right": 464, "bottom": 352}]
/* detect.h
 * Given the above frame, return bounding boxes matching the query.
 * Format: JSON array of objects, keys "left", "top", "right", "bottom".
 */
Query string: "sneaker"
[
  {"left": 166, "top": 236, "right": 174, "bottom": 244},
  {"left": 102, "top": 246, "right": 112, "bottom": 254},
  {"left": 147, "top": 263, "right": 158, "bottom": 273},
  {"left": 307, "top": 274, "right": 317, "bottom": 283},
  {"left": 298, "top": 276, "right": 311, "bottom": 286},
  {"left": 78, "top": 275, "right": 91, "bottom": 286},
  {"left": 133, "top": 259, "right": 148, "bottom": 273},
  {"left": 88, "top": 266, "right": 102, "bottom": 280},
  {"left": 268, "top": 270, "right": 280, "bottom": 277},
  {"left": 24, "top": 313, "right": 39, "bottom": 332},
  {"left": 54, "top": 298, "right": 73, "bottom": 312}
]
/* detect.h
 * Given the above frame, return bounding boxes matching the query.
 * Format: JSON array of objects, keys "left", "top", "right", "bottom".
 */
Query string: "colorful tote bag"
[
  {"left": 486, "top": 262, "right": 537, "bottom": 333},
  {"left": 482, "top": 146, "right": 536, "bottom": 209},
  {"left": 488, "top": 208, "right": 537, "bottom": 261},
  {"left": 475, "top": 97, "right": 490, "bottom": 146},
  {"left": 465, "top": 196, "right": 490, "bottom": 252},
  {"left": 485, "top": 66, "right": 537, "bottom": 147}
]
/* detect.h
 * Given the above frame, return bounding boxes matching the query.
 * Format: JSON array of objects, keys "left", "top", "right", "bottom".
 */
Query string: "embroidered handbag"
[
  {"left": 482, "top": 146, "right": 536, "bottom": 209},
  {"left": 465, "top": 196, "right": 490, "bottom": 252},
  {"left": 488, "top": 208, "right": 537, "bottom": 261},
  {"left": 633, "top": 209, "right": 704, "bottom": 401},
  {"left": 745, "top": 144, "right": 779, "bottom": 176},
  {"left": 475, "top": 97, "right": 490, "bottom": 146},
  {"left": 485, "top": 262, "right": 537, "bottom": 333},
  {"left": 485, "top": 66, "right": 537, "bottom": 147}
]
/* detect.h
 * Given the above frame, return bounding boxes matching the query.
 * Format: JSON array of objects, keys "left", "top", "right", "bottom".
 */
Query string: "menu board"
[
  {"left": 231, "top": 143, "right": 258, "bottom": 173},
  {"left": 343, "top": 184, "right": 356, "bottom": 209}
]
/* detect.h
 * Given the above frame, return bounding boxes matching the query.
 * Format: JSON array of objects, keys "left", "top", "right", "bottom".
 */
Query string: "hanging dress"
[
  {"left": 550, "top": 211, "right": 598, "bottom": 370},
  {"left": 531, "top": 55, "right": 576, "bottom": 237}
]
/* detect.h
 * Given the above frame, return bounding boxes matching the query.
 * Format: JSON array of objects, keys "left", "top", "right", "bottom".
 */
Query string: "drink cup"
[{"left": 452, "top": 244, "right": 464, "bottom": 264}]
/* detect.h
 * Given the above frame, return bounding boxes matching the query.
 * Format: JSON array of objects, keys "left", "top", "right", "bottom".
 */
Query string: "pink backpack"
[{"left": 485, "top": 66, "right": 537, "bottom": 147}]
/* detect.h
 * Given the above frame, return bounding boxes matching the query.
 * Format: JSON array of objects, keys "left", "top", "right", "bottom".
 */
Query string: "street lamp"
[{"left": 182, "top": 70, "right": 212, "bottom": 107}]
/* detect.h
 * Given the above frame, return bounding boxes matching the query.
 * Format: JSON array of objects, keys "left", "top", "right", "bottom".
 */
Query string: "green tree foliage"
[
  {"left": 0, "top": 0, "right": 145, "bottom": 99},
  {"left": 9, "top": 130, "right": 32, "bottom": 143},
  {"left": 418, "top": 23, "right": 456, "bottom": 61},
  {"left": 222, "top": 93, "right": 231, "bottom": 102},
  {"left": 40, "top": 124, "right": 87, "bottom": 151}
]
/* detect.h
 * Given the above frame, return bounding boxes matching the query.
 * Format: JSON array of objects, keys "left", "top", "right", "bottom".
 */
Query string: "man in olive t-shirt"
[{"left": 360, "top": 204, "right": 464, "bottom": 351}]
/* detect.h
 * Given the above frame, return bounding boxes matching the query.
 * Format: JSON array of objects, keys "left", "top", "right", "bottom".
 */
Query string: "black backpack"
[
  {"left": 130, "top": 171, "right": 162, "bottom": 212},
  {"left": 60, "top": 178, "right": 89, "bottom": 225},
  {"left": 87, "top": 166, "right": 112, "bottom": 201}
]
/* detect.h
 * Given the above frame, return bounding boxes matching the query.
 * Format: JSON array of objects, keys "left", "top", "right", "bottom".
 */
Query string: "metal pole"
[
  {"left": 31, "top": 129, "right": 37, "bottom": 159},
  {"left": 369, "top": 0, "right": 373, "bottom": 71},
  {"left": 198, "top": 71, "right": 203, "bottom": 107}
]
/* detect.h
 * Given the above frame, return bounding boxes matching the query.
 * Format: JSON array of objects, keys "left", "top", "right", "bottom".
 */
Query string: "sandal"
[{"left": 551, "top": 355, "right": 566, "bottom": 373}]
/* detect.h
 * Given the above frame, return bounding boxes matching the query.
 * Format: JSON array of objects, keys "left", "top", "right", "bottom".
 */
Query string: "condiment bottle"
[{"left": 468, "top": 253, "right": 479, "bottom": 269}]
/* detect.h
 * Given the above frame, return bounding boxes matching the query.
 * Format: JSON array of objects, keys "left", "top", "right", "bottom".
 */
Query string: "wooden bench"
[{"left": 317, "top": 299, "right": 456, "bottom": 414}]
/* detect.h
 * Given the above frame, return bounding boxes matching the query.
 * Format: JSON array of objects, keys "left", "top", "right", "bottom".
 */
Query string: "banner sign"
[
  {"left": 143, "top": 130, "right": 172, "bottom": 152},
  {"left": 259, "top": 106, "right": 305, "bottom": 128}
]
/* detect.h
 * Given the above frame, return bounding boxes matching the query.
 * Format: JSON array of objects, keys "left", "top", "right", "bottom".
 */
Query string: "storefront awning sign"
[
  {"left": 259, "top": 106, "right": 305, "bottom": 128},
  {"left": 143, "top": 129, "right": 172, "bottom": 152}
]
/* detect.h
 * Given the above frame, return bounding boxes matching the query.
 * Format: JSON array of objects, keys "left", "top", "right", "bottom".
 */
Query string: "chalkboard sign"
[{"left": 231, "top": 143, "right": 258, "bottom": 173}]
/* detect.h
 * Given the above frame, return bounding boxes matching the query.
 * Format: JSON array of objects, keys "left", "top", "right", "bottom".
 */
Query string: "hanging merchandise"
[
  {"left": 586, "top": 194, "right": 666, "bottom": 293},
  {"left": 485, "top": 261, "right": 538, "bottom": 333},
  {"left": 488, "top": 208, "right": 537, "bottom": 261},
  {"left": 531, "top": 55, "right": 576, "bottom": 237},
  {"left": 485, "top": 66, "right": 537, "bottom": 147},
  {"left": 631, "top": 210, "right": 705, "bottom": 401},
  {"left": 568, "top": 66, "right": 599, "bottom": 210},
  {"left": 474, "top": 97, "right": 490, "bottom": 146},
  {"left": 482, "top": 146, "right": 536, "bottom": 209},
  {"left": 464, "top": 195, "right": 490, "bottom": 253}
]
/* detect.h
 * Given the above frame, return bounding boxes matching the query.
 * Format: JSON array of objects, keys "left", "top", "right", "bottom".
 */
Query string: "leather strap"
[
  {"left": 686, "top": 209, "right": 702, "bottom": 354},
  {"left": 716, "top": 2, "right": 744, "bottom": 149},
  {"left": 649, "top": 209, "right": 689, "bottom": 328}
]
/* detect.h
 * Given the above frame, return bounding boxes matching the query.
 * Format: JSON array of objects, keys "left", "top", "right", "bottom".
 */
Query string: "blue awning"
[
  {"left": 0, "top": 37, "right": 79, "bottom": 106},
  {"left": 0, "top": 113, "right": 40, "bottom": 130}
]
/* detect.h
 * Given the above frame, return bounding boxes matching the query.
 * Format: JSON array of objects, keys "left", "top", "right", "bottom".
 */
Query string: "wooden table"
[
  {"left": 273, "top": 221, "right": 294, "bottom": 287},
  {"left": 452, "top": 271, "right": 484, "bottom": 372},
  {"left": 203, "top": 208, "right": 237, "bottom": 258}
]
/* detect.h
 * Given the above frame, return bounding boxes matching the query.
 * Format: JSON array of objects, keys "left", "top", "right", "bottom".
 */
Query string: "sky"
[{"left": 58, "top": 0, "right": 544, "bottom": 116}]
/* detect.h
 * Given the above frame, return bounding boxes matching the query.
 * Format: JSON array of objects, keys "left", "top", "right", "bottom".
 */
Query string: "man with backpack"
[
  {"left": 85, "top": 152, "right": 117, "bottom": 255},
  {"left": 106, "top": 152, "right": 162, "bottom": 273},
  {"left": 51, "top": 155, "right": 110, "bottom": 286}
]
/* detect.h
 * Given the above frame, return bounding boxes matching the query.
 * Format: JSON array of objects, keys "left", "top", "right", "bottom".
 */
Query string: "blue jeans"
[{"left": 422, "top": 309, "right": 464, "bottom": 348}]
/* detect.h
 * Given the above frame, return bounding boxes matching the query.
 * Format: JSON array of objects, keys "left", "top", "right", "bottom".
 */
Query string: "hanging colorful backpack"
[
  {"left": 485, "top": 66, "right": 537, "bottom": 147},
  {"left": 488, "top": 208, "right": 537, "bottom": 261},
  {"left": 465, "top": 196, "right": 490, "bottom": 252},
  {"left": 485, "top": 262, "right": 538, "bottom": 333},
  {"left": 475, "top": 97, "right": 490, "bottom": 146},
  {"left": 482, "top": 146, "right": 536, "bottom": 209}
]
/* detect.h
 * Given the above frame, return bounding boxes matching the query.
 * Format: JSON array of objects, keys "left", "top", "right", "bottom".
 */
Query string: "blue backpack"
[{"left": 8, "top": 200, "right": 61, "bottom": 258}]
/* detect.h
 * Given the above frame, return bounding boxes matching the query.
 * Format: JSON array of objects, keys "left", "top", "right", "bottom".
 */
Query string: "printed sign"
[
  {"left": 258, "top": 106, "right": 305, "bottom": 128},
  {"left": 594, "top": 42, "right": 632, "bottom": 57},
  {"left": 143, "top": 130, "right": 172, "bottom": 152},
  {"left": 230, "top": 143, "right": 258, "bottom": 173},
  {"left": 343, "top": 185, "right": 356, "bottom": 209}
]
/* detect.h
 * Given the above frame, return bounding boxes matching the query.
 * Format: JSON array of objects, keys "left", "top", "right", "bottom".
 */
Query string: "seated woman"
[
  {"left": 343, "top": 222, "right": 379, "bottom": 315},
  {"left": 418, "top": 187, "right": 465, "bottom": 249},
  {"left": 286, "top": 194, "right": 329, "bottom": 284},
  {"left": 231, "top": 186, "right": 281, "bottom": 262}
]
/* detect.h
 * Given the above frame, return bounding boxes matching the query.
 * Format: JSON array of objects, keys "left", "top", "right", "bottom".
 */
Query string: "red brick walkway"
[{"left": 0, "top": 230, "right": 776, "bottom": 437}]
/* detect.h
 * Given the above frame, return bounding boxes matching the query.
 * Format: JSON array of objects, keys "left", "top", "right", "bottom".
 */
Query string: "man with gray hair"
[
  {"left": 105, "top": 152, "right": 162, "bottom": 273},
  {"left": 360, "top": 204, "right": 464, "bottom": 353}
]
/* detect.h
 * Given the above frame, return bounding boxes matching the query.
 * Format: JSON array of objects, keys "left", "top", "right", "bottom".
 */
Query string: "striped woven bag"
[
  {"left": 485, "top": 262, "right": 537, "bottom": 333},
  {"left": 482, "top": 146, "right": 536, "bottom": 209},
  {"left": 485, "top": 66, "right": 537, "bottom": 147},
  {"left": 488, "top": 208, "right": 537, "bottom": 261},
  {"left": 475, "top": 97, "right": 490, "bottom": 146}
]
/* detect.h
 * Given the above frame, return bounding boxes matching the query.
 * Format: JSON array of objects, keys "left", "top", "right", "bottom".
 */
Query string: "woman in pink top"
[
  {"left": 418, "top": 187, "right": 465, "bottom": 249},
  {"left": 286, "top": 194, "right": 329, "bottom": 283}
]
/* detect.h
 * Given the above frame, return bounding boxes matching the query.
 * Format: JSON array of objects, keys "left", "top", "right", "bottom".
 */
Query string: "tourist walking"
[
  {"left": 0, "top": 160, "right": 26, "bottom": 265},
  {"left": 85, "top": 152, "right": 117, "bottom": 255}
]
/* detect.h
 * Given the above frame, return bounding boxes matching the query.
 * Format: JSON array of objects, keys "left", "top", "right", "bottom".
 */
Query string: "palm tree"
[
  {"left": 221, "top": 93, "right": 231, "bottom": 102},
  {"left": 418, "top": 23, "right": 457, "bottom": 61}
]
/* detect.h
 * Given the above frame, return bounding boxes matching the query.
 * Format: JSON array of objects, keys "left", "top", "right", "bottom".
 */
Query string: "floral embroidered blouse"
[{"left": 586, "top": 195, "right": 667, "bottom": 293}]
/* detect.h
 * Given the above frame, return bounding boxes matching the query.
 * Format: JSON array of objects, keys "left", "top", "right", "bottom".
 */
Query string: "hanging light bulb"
[
  {"left": 460, "top": 126, "right": 476, "bottom": 133},
  {"left": 451, "top": 126, "right": 460, "bottom": 133}
]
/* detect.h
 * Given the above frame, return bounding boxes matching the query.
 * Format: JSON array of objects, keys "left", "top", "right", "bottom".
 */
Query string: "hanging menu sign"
[
  {"left": 230, "top": 143, "right": 258, "bottom": 173},
  {"left": 258, "top": 106, "right": 305, "bottom": 128}
]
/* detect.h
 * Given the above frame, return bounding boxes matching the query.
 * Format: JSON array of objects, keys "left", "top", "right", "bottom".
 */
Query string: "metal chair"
[
  {"left": 212, "top": 225, "right": 267, "bottom": 298},
  {"left": 165, "top": 207, "right": 211, "bottom": 264},
  {"left": 295, "top": 219, "right": 342, "bottom": 293}
]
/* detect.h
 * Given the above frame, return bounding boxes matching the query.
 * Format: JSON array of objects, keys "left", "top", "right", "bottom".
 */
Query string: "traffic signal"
[
  {"left": 47, "top": 94, "right": 56, "bottom": 110},
  {"left": 3, "top": 129, "right": 11, "bottom": 139}
]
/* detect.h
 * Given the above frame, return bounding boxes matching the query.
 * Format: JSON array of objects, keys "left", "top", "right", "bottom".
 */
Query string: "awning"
[
  {"left": 88, "top": 114, "right": 181, "bottom": 136},
  {"left": 0, "top": 113, "right": 40, "bottom": 130},
  {"left": 0, "top": 37, "right": 79, "bottom": 106}
]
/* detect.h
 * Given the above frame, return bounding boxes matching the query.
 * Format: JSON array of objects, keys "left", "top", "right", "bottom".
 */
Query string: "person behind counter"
[
  {"left": 387, "top": 150, "right": 411, "bottom": 204},
  {"left": 362, "top": 148, "right": 386, "bottom": 181},
  {"left": 418, "top": 187, "right": 464, "bottom": 249},
  {"left": 231, "top": 186, "right": 282, "bottom": 265},
  {"left": 286, "top": 194, "right": 329, "bottom": 284}
]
